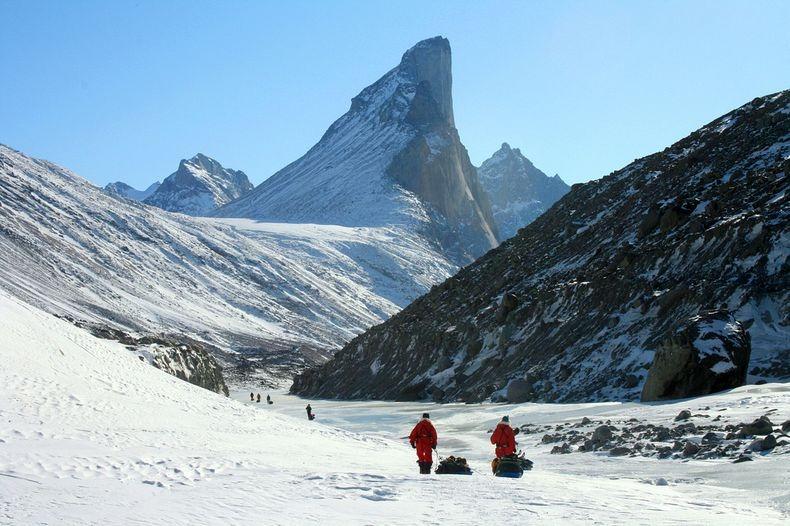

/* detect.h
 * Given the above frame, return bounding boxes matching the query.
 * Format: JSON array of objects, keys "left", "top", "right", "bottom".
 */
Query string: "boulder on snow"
[
  {"left": 641, "top": 310, "right": 751, "bottom": 402},
  {"left": 675, "top": 409, "right": 692, "bottom": 421},
  {"left": 748, "top": 434, "right": 777, "bottom": 452},
  {"left": 781, "top": 420, "right": 790, "bottom": 433},
  {"left": 551, "top": 443, "right": 571, "bottom": 454},
  {"left": 682, "top": 441, "right": 700, "bottom": 457},
  {"left": 738, "top": 416, "right": 774, "bottom": 437},
  {"left": 506, "top": 378, "right": 533, "bottom": 403},
  {"left": 592, "top": 425, "right": 613, "bottom": 443}
]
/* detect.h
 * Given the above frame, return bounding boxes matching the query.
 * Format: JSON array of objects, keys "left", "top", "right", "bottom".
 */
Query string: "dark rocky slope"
[{"left": 292, "top": 91, "right": 790, "bottom": 402}]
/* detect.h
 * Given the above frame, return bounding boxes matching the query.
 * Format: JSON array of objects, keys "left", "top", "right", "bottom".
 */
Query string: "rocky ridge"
[{"left": 292, "top": 90, "right": 790, "bottom": 403}]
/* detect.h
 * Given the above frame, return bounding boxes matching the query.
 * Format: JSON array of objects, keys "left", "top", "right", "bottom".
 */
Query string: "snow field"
[{"left": 1, "top": 290, "right": 788, "bottom": 524}]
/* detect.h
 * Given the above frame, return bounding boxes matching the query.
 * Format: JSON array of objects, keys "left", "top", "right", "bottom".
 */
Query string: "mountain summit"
[
  {"left": 145, "top": 154, "right": 253, "bottom": 216},
  {"left": 215, "top": 37, "right": 498, "bottom": 263},
  {"left": 478, "top": 143, "right": 569, "bottom": 240}
]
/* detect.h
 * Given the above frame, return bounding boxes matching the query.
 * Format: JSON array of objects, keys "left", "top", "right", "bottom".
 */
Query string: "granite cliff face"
[
  {"left": 145, "top": 154, "right": 253, "bottom": 216},
  {"left": 478, "top": 143, "right": 569, "bottom": 241},
  {"left": 215, "top": 37, "right": 498, "bottom": 263},
  {"left": 292, "top": 91, "right": 790, "bottom": 403}
]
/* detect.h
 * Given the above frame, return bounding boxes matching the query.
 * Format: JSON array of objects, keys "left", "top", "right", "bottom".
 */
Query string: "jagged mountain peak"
[
  {"left": 216, "top": 37, "right": 498, "bottom": 264},
  {"left": 144, "top": 154, "right": 253, "bottom": 216},
  {"left": 104, "top": 180, "right": 161, "bottom": 201},
  {"left": 478, "top": 143, "right": 569, "bottom": 240},
  {"left": 180, "top": 153, "right": 225, "bottom": 173}
]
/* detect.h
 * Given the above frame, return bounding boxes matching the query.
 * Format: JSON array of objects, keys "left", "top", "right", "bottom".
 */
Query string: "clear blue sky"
[{"left": 2, "top": 0, "right": 788, "bottom": 188}]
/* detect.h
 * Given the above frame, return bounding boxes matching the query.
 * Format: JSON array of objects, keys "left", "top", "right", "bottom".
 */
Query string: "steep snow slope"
[
  {"left": 478, "top": 143, "right": 569, "bottom": 240},
  {"left": 216, "top": 37, "right": 498, "bottom": 263},
  {"left": 0, "top": 144, "right": 455, "bottom": 376},
  {"left": 104, "top": 181, "right": 161, "bottom": 201},
  {"left": 293, "top": 91, "right": 790, "bottom": 402},
  {"left": 1, "top": 291, "right": 787, "bottom": 525},
  {"left": 145, "top": 154, "right": 253, "bottom": 215}
]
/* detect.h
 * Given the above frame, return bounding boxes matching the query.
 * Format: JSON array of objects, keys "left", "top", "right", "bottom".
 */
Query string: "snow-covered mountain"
[
  {"left": 104, "top": 180, "right": 161, "bottom": 201},
  {"left": 477, "top": 143, "right": 569, "bottom": 240},
  {"left": 292, "top": 90, "right": 790, "bottom": 403},
  {"left": 215, "top": 37, "right": 499, "bottom": 264},
  {"left": 0, "top": 144, "right": 455, "bottom": 380},
  {"left": 144, "top": 154, "right": 254, "bottom": 216}
]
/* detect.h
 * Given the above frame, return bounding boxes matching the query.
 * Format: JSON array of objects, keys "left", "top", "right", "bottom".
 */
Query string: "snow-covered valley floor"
[{"left": 1, "top": 289, "right": 788, "bottom": 525}]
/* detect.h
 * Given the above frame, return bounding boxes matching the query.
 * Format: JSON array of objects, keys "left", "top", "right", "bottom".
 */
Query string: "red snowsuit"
[
  {"left": 491, "top": 421, "right": 516, "bottom": 458},
  {"left": 409, "top": 419, "right": 438, "bottom": 463}
]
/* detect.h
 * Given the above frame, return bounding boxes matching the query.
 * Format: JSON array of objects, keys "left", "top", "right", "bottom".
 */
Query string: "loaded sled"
[
  {"left": 435, "top": 455, "right": 472, "bottom": 475},
  {"left": 492, "top": 452, "right": 533, "bottom": 478}
]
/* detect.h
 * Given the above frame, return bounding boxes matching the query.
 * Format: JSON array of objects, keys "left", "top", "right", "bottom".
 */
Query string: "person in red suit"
[
  {"left": 409, "top": 412, "right": 437, "bottom": 474},
  {"left": 491, "top": 415, "right": 517, "bottom": 458}
]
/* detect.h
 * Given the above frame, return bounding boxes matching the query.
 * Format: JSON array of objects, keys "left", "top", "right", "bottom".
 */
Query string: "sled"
[
  {"left": 435, "top": 455, "right": 473, "bottom": 475},
  {"left": 493, "top": 453, "right": 533, "bottom": 478}
]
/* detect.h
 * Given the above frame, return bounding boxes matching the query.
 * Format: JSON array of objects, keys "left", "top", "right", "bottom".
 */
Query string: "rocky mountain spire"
[
  {"left": 398, "top": 36, "right": 454, "bottom": 126},
  {"left": 215, "top": 37, "right": 499, "bottom": 264}
]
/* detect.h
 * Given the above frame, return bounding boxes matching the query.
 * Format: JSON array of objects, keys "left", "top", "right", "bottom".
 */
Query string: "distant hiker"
[
  {"left": 266, "top": 394, "right": 272, "bottom": 405},
  {"left": 306, "top": 404, "right": 315, "bottom": 420},
  {"left": 409, "top": 413, "right": 438, "bottom": 474},
  {"left": 490, "top": 415, "right": 517, "bottom": 473},
  {"left": 250, "top": 392, "right": 254, "bottom": 402},
  {"left": 256, "top": 393, "right": 261, "bottom": 403}
]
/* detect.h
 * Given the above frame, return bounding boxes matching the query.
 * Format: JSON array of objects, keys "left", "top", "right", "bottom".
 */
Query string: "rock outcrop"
[
  {"left": 145, "top": 154, "right": 253, "bottom": 215},
  {"left": 215, "top": 37, "right": 499, "bottom": 264},
  {"left": 641, "top": 310, "right": 751, "bottom": 401},
  {"left": 292, "top": 90, "right": 790, "bottom": 403},
  {"left": 477, "top": 143, "right": 569, "bottom": 241},
  {"left": 81, "top": 324, "right": 229, "bottom": 396}
]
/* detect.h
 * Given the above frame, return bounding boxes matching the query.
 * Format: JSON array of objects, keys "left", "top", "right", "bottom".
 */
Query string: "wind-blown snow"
[
  {"left": 0, "top": 144, "right": 455, "bottom": 360},
  {"left": 1, "top": 291, "right": 787, "bottom": 524}
]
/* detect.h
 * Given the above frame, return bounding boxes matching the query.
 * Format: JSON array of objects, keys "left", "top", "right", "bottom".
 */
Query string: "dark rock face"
[
  {"left": 505, "top": 378, "right": 533, "bottom": 403},
  {"left": 291, "top": 90, "right": 790, "bottom": 403},
  {"left": 641, "top": 310, "right": 751, "bottom": 401},
  {"left": 477, "top": 143, "right": 570, "bottom": 241},
  {"left": 145, "top": 154, "right": 253, "bottom": 216}
]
